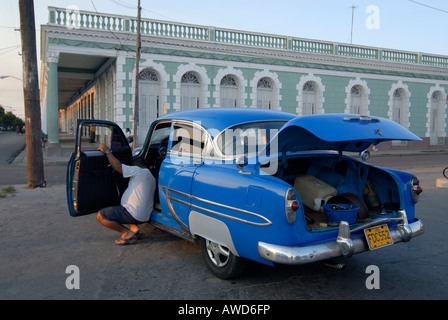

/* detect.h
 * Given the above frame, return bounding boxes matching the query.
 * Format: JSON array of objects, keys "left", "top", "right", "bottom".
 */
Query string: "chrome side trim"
[
  {"left": 148, "top": 220, "right": 196, "bottom": 243},
  {"left": 159, "top": 185, "right": 272, "bottom": 227},
  {"left": 164, "top": 188, "right": 190, "bottom": 232}
]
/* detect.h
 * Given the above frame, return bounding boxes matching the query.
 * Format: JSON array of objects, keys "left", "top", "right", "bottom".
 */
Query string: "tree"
[
  {"left": 0, "top": 106, "right": 4, "bottom": 126},
  {"left": 0, "top": 105, "right": 24, "bottom": 129}
]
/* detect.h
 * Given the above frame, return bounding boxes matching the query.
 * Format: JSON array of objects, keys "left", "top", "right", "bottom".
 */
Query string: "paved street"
[
  {"left": 0, "top": 131, "right": 66, "bottom": 186},
  {"left": 0, "top": 134, "right": 447, "bottom": 301},
  {"left": 0, "top": 131, "right": 25, "bottom": 164}
]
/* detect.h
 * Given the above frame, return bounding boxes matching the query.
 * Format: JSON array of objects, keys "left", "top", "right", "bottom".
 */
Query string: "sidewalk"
[
  {"left": 13, "top": 132, "right": 74, "bottom": 166},
  {"left": 14, "top": 148, "right": 70, "bottom": 166}
]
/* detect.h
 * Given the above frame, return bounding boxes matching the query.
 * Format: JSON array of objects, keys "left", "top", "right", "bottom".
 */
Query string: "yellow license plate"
[{"left": 364, "top": 224, "right": 393, "bottom": 250}]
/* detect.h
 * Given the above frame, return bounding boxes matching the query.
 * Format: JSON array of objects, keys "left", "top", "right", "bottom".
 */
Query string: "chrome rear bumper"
[{"left": 258, "top": 211, "right": 423, "bottom": 265}]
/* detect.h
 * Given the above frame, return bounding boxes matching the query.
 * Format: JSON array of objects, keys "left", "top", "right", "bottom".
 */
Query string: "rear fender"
[{"left": 189, "top": 210, "right": 238, "bottom": 256}]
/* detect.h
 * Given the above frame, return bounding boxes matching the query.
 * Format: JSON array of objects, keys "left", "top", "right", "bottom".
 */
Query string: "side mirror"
[
  {"left": 235, "top": 156, "right": 250, "bottom": 174},
  {"left": 132, "top": 147, "right": 142, "bottom": 157},
  {"left": 359, "top": 150, "right": 370, "bottom": 162}
]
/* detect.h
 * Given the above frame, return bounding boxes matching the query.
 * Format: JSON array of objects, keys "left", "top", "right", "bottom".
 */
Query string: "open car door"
[{"left": 66, "top": 120, "right": 132, "bottom": 217}]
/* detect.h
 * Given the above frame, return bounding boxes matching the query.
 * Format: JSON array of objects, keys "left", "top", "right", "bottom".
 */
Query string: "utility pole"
[
  {"left": 350, "top": 5, "right": 357, "bottom": 44},
  {"left": 18, "top": 0, "right": 45, "bottom": 188},
  {"left": 132, "top": 0, "right": 141, "bottom": 150}
]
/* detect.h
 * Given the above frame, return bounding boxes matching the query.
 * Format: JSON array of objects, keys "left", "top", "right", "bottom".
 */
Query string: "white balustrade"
[{"left": 48, "top": 6, "right": 448, "bottom": 68}]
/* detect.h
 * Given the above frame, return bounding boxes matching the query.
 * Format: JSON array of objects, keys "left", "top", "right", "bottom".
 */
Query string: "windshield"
[{"left": 216, "top": 120, "right": 287, "bottom": 157}]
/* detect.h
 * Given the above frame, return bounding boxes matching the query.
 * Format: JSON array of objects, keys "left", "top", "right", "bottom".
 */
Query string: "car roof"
[{"left": 157, "top": 108, "right": 296, "bottom": 136}]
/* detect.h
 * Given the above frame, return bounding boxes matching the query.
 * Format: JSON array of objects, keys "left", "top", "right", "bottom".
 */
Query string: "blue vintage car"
[{"left": 66, "top": 108, "right": 423, "bottom": 278}]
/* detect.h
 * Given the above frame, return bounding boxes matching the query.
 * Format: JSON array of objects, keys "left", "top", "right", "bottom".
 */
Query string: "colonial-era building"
[{"left": 40, "top": 6, "right": 448, "bottom": 152}]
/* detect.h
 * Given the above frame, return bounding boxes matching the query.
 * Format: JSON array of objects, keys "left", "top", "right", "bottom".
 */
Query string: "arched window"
[
  {"left": 257, "top": 77, "right": 273, "bottom": 109},
  {"left": 350, "top": 85, "right": 363, "bottom": 114},
  {"left": 181, "top": 71, "right": 201, "bottom": 110},
  {"left": 430, "top": 90, "right": 444, "bottom": 145},
  {"left": 303, "top": 81, "right": 317, "bottom": 115},
  {"left": 220, "top": 75, "right": 238, "bottom": 107},
  {"left": 392, "top": 88, "right": 407, "bottom": 126},
  {"left": 388, "top": 83, "right": 411, "bottom": 146},
  {"left": 345, "top": 79, "right": 370, "bottom": 115},
  {"left": 138, "top": 68, "right": 161, "bottom": 140}
]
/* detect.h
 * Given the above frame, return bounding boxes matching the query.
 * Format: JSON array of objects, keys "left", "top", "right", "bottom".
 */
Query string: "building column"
[
  {"left": 46, "top": 51, "right": 59, "bottom": 144},
  {"left": 60, "top": 109, "right": 66, "bottom": 132}
]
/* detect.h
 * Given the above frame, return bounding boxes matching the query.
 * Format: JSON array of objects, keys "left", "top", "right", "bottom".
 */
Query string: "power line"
[
  {"left": 108, "top": 0, "right": 178, "bottom": 22},
  {"left": 408, "top": 0, "right": 448, "bottom": 14},
  {"left": 110, "top": 0, "right": 136, "bottom": 9},
  {"left": 90, "top": 0, "right": 98, "bottom": 12},
  {"left": 90, "top": 0, "right": 134, "bottom": 57},
  {"left": 0, "top": 45, "right": 21, "bottom": 56},
  {"left": 0, "top": 45, "right": 20, "bottom": 51}
]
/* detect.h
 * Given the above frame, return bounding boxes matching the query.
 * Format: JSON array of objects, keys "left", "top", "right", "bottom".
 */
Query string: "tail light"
[
  {"left": 411, "top": 176, "right": 422, "bottom": 203},
  {"left": 285, "top": 188, "right": 299, "bottom": 224}
]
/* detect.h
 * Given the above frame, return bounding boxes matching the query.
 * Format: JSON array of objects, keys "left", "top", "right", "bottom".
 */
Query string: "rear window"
[{"left": 216, "top": 120, "right": 287, "bottom": 157}]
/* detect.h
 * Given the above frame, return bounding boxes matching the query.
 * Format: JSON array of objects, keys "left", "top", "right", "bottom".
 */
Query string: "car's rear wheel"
[{"left": 200, "top": 238, "right": 248, "bottom": 279}]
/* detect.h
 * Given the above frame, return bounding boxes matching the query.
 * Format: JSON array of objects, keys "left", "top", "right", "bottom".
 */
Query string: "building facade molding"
[
  {"left": 212, "top": 66, "right": 247, "bottom": 108},
  {"left": 425, "top": 84, "right": 447, "bottom": 142},
  {"left": 42, "top": 25, "right": 448, "bottom": 82},
  {"left": 249, "top": 70, "right": 282, "bottom": 110},
  {"left": 388, "top": 81, "right": 411, "bottom": 129},
  {"left": 46, "top": 50, "right": 60, "bottom": 64},
  {"left": 127, "top": 57, "right": 170, "bottom": 118},
  {"left": 344, "top": 77, "right": 371, "bottom": 115},
  {"left": 296, "top": 74, "right": 325, "bottom": 116},
  {"left": 173, "top": 62, "right": 211, "bottom": 110}
]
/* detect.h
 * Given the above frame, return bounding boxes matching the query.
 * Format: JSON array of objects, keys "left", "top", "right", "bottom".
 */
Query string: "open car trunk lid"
[{"left": 264, "top": 114, "right": 421, "bottom": 155}]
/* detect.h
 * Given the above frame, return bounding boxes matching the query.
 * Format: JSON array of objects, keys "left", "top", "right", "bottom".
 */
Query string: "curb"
[
  {"left": 7, "top": 143, "right": 26, "bottom": 164},
  {"left": 12, "top": 149, "right": 70, "bottom": 166}
]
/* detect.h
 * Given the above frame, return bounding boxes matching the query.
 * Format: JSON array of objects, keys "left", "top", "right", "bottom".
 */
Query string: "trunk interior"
[{"left": 273, "top": 154, "right": 401, "bottom": 231}]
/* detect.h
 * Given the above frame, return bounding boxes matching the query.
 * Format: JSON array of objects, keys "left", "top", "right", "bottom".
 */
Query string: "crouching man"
[{"left": 96, "top": 143, "right": 156, "bottom": 245}]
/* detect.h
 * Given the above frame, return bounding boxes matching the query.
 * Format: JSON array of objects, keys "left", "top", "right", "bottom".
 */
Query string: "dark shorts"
[{"left": 99, "top": 205, "right": 143, "bottom": 225}]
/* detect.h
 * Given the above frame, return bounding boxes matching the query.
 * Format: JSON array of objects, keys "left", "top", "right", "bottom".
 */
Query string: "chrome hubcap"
[{"left": 206, "top": 240, "right": 230, "bottom": 267}]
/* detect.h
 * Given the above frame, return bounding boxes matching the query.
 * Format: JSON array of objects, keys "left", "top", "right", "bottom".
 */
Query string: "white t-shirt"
[{"left": 120, "top": 164, "right": 156, "bottom": 222}]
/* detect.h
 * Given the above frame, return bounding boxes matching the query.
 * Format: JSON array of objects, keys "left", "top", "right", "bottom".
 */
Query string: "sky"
[{"left": 1, "top": 0, "right": 447, "bottom": 119}]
